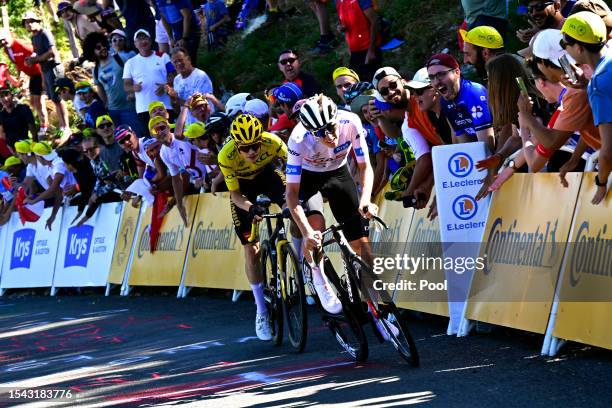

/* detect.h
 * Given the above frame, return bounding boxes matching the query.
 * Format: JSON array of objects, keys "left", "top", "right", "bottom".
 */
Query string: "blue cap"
[{"left": 273, "top": 82, "right": 303, "bottom": 105}]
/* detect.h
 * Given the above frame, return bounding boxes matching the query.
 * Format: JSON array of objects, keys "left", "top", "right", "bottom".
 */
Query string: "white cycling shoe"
[
  {"left": 255, "top": 312, "right": 273, "bottom": 341},
  {"left": 314, "top": 282, "right": 343, "bottom": 314},
  {"left": 374, "top": 316, "right": 400, "bottom": 341}
]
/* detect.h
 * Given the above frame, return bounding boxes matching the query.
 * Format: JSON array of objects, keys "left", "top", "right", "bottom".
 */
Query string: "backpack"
[{"left": 93, "top": 54, "right": 125, "bottom": 84}]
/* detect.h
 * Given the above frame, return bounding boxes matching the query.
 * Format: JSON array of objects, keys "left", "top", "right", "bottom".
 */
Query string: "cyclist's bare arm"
[
  {"left": 230, "top": 189, "right": 254, "bottom": 212},
  {"left": 357, "top": 161, "right": 377, "bottom": 218}
]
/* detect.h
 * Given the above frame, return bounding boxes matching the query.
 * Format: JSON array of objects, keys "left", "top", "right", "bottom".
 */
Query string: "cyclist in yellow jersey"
[{"left": 218, "top": 114, "right": 287, "bottom": 341}]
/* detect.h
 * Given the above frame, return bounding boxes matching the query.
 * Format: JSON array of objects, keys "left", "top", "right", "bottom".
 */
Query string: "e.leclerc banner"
[
  {"left": 432, "top": 142, "right": 490, "bottom": 334},
  {"left": 1, "top": 207, "right": 63, "bottom": 289}
]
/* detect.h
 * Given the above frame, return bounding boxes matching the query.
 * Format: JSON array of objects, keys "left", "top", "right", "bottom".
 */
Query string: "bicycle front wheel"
[
  {"left": 327, "top": 307, "right": 369, "bottom": 362},
  {"left": 378, "top": 302, "right": 420, "bottom": 367},
  {"left": 280, "top": 243, "right": 307, "bottom": 352},
  {"left": 261, "top": 243, "right": 283, "bottom": 346}
]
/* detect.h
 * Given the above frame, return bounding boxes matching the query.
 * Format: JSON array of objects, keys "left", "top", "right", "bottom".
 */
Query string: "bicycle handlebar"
[{"left": 247, "top": 207, "right": 292, "bottom": 244}]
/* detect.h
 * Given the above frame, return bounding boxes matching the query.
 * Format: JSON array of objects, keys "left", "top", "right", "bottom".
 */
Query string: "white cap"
[
  {"left": 244, "top": 99, "right": 269, "bottom": 119},
  {"left": 532, "top": 29, "right": 575, "bottom": 67},
  {"left": 405, "top": 67, "right": 431, "bottom": 89},
  {"left": 372, "top": 66, "right": 402, "bottom": 89},
  {"left": 110, "top": 29, "right": 126, "bottom": 38},
  {"left": 133, "top": 29, "right": 151, "bottom": 41}
]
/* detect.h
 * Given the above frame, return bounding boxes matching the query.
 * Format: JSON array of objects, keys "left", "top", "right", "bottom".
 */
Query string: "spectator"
[
  {"left": 54, "top": 77, "right": 87, "bottom": 121},
  {"left": 149, "top": 101, "right": 171, "bottom": 122},
  {"left": 202, "top": 0, "right": 231, "bottom": 50},
  {"left": 336, "top": 0, "right": 382, "bottom": 81},
  {"left": 57, "top": 148, "right": 96, "bottom": 222},
  {"left": 34, "top": 0, "right": 59, "bottom": 24},
  {"left": 95, "top": 115, "right": 128, "bottom": 174},
  {"left": 0, "top": 32, "right": 49, "bottom": 136},
  {"left": 115, "top": 125, "right": 157, "bottom": 177},
  {"left": 307, "top": 0, "right": 335, "bottom": 53},
  {"left": 76, "top": 81, "right": 108, "bottom": 129},
  {"left": 155, "top": 0, "right": 202, "bottom": 62},
  {"left": 277, "top": 50, "right": 322, "bottom": 97},
  {"left": 57, "top": 1, "right": 102, "bottom": 59},
  {"left": 183, "top": 121, "right": 221, "bottom": 190},
  {"left": 76, "top": 136, "right": 122, "bottom": 226},
  {"left": 426, "top": 53, "right": 494, "bottom": 149},
  {"left": 568, "top": 0, "right": 612, "bottom": 41},
  {"left": 84, "top": 32, "right": 143, "bottom": 137},
  {"left": 123, "top": 29, "right": 175, "bottom": 132},
  {"left": 104, "top": 0, "right": 156, "bottom": 50},
  {"left": 332, "top": 67, "right": 360, "bottom": 108},
  {"left": 561, "top": 11, "right": 611, "bottom": 204},
  {"left": 22, "top": 11, "right": 70, "bottom": 140},
  {"left": 244, "top": 99, "right": 270, "bottom": 129},
  {"left": 109, "top": 29, "right": 137, "bottom": 60},
  {"left": 204, "top": 112, "right": 231, "bottom": 151},
  {"left": 14, "top": 139, "right": 50, "bottom": 197},
  {"left": 517, "top": 0, "right": 565, "bottom": 44},
  {"left": 562, "top": 0, "right": 578, "bottom": 17},
  {"left": 460, "top": 25, "right": 506, "bottom": 80},
  {"left": 461, "top": 0, "right": 508, "bottom": 35},
  {"left": 169, "top": 47, "right": 215, "bottom": 126},
  {"left": 155, "top": 16, "right": 172, "bottom": 55},
  {"left": 269, "top": 82, "right": 303, "bottom": 136},
  {"left": 0, "top": 86, "right": 38, "bottom": 150}
]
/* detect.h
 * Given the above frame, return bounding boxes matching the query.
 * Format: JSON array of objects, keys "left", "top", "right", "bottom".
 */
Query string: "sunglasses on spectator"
[
  {"left": 428, "top": 68, "right": 454, "bottom": 82},
  {"left": 98, "top": 122, "right": 113, "bottom": 130},
  {"left": 313, "top": 122, "right": 336, "bottom": 138},
  {"left": 238, "top": 142, "right": 261, "bottom": 153},
  {"left": 335, "top": 82, "right": 353, "bottom": 90},
  {"left": 413, "top": 86, "right": 432, "bottom": 96},
  {"left": 279, "top": 57, "right": 297, "bottom": 65},
  {"left": 378, "top": 80, "right": 399, "bottom": 96},
  {"left": 117, "top": 136, "right": 131, "bottom": 145},
  {"left": 111, "top": 37, "right": 125, "bottom": 43},
  {"left": 528, "top": 1, "right": 554, "bottom": 13},
  {"left": 559, "top": 36, "right": 576, "bottom": 49},
  {"left": 95, "top": 43, "right": 107, "bottom": 51}
]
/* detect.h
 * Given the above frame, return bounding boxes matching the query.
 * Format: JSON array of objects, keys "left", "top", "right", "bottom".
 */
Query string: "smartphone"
[
  {"left": 559, "top": 54, "right": 577, "bottom": 83},
  {"left": 516, "top": 77, "right": 528, "bottom": 95}
]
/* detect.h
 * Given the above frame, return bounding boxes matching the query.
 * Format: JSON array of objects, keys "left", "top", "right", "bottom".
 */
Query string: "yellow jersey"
[{"left": 218, "top": 132, "right": 287, "bottom": 191}]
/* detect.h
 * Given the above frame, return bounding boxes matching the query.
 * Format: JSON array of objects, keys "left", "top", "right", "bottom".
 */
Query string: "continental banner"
[
  {"left": 108, "top": 203, "right": 141, "bottom": 285},
  {"left": 393, "top": 196, "right": 449, "bottom": 317},
  {"left": 183, "top": 192, "right": 249, "bottom": 291},
  {"left": 466, "top": 173, "right": 582, "bottom": 334},
  {"left": 553, "top": 173, "right": 612, "bottom": 350},
  {"left": 128, "top": 195, "right": 198, "bottom": 286}
]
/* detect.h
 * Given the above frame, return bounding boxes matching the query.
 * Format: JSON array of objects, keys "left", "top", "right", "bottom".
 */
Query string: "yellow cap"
[
  {"left": 332, "top": 66, "right": 360, "bottom": 82},
  {"left": 184, "top": 121, "right": 207, "bottom": 139},
  {"left": 2, "top": 156, "right": 23, "bottom": 170},
  {"left": 32, "top": 141, "right": 54, "bottom": 158},
  {"left": 95, "top": 114, "right": 114, "bottom": 128},
  {"left": 75, "top": 80, "right": 93, "bottom": 93},
  {"left": 148, "top": 101, "right": 167, "bottom": 116},
  {"left": 460, "top": 26, "right": 504, "bottom": 49},
  {"left": 148, "top": 115, "right": 169, "bottom": 133},
  {"left": 562, "top": 11, "right": 607, "bottom": 44},
  {"left": 14, "top": 139, "right": 33, "bottom": 154}
]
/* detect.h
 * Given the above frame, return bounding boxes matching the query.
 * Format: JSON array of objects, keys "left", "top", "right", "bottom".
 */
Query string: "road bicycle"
[
  {"left": 305, "top": 214, "right": 420, "bottom": 366},
  {"left": 249, "top": 195, "right": 307, "bottom": 351}
]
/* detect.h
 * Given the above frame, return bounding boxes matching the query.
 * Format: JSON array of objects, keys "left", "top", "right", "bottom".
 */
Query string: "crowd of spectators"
[{"left": 1, "top": 0, "right": 611, "bottom": 229}]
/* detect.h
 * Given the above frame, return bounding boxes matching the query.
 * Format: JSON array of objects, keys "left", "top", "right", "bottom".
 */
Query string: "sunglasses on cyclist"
[
  {"left": 312, "top": 122, "right": 336, "bottom": 138},
  {"left": 279, "top": 57, "right": 297, "bottom": 66},
  {"left": 528, "top": 1, "right": 554, "bottom": 13},
  {"left": 378, "top": 80, "right": 399, "bottom": 97},
  {"left": 238, "top": 142, "right": 261, "bottom": 153}
]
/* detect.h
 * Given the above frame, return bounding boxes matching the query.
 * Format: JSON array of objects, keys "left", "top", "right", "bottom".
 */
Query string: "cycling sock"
[{"left": 251, "top": 283, "right": 267, "bottom": 314}]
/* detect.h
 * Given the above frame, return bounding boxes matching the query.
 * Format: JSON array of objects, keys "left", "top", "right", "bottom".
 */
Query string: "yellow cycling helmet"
[{"left": 230, "top": 114, "right": 263, "bottom": 146}]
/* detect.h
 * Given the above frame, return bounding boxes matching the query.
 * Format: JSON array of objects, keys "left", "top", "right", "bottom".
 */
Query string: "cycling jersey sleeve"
[
  {"left": 350, "top": 114, "right": 369, "bottom": 165},
  {"left": 266, "top": 132, "right": 288, "bottom": 163},
  {"left": 286, "top": 135, "right": 303, "bottom": 184}
]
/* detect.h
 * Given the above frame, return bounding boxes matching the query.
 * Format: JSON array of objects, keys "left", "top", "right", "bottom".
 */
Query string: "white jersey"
[
  {"left": 286, "top": 109, "right": 369, "bottom": 183},
  {"left": 26, "top": 162, "right": 51, "bottom": 189},
  {"left": 160, "top": 136, "right": 207, "bottom": 181}
]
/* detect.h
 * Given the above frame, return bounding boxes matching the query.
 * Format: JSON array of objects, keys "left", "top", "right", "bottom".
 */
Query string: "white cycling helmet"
[
  {"left": 299, "top": 94, "right": 338, "bottom": 130},
  {"left": 225, "top": 92, "right": 253, "bottom": 118}
]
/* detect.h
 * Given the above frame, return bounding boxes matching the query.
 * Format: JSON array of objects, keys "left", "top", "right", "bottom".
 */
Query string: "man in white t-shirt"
[
  {"left": 14, "top": 139, "right": 50, "bottom": 193},
  {"left": 123, "top": 29, "right": 175, "bottom": 135}
]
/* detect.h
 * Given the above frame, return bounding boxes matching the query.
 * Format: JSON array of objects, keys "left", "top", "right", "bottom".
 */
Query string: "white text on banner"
[
  {"left": 52, "top": 203, "right": 122, "bottom": 288},
  {"left": 432, "top": 142, "right": 490, "bottom": 334},
  {"left": 1, "top": 208, "right": 63, "bottom": 289}
]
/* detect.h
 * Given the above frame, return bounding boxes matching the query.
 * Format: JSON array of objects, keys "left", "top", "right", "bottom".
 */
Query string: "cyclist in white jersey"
[{"left": 286, "top": 94, "right": 378, "bottom": 314}]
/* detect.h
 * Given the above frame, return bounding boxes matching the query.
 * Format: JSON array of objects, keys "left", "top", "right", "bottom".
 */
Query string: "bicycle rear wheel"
[
  {"left": 261, "top": 243, "right": 283, "bottom": 346},
  {"left": 377, "top": 303, "right": 420, "bottom": 367},
  {"left": 280, "top": 243, "right": 307, "bottom": 352}
]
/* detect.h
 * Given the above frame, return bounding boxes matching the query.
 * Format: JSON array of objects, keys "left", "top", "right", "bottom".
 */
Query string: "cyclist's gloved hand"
[{"left": 248, "top": 204, "right": 266, "bottom": 222}]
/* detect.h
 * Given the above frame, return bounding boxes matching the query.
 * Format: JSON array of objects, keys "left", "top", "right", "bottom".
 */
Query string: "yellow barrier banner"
[
  {"left": 183, "top": 192, "right": 250, "bottom": 290},
  {"left": 128, "top": 195, "right": 199, "bottom": 286},
  {"left": 553, "top": 173, "right": 612, "bottom": 350},
  {"left": 108, "top": 203, "right": 140, "bottom": 285},
  {"left": 466, "top": 173, "right": 582, "bottom": 334},
  {"left": 394, "top": 197, "right": 449, "bottom": 317}
]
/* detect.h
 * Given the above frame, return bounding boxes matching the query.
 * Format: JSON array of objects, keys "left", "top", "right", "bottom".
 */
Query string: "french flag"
[{"left": 15, "top": 187, "right": 45, "bottom": 225}]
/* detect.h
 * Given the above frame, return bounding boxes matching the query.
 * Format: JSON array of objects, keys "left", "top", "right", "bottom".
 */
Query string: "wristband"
[
  {"left": 535, "top": 144, "right": 553, "bottom": 159},
  {"left": 595, "top": 174, "right": 607, "bottom": 187}
]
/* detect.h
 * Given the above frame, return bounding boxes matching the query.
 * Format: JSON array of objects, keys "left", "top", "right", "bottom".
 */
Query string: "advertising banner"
[
  {"left": 466, "top": 172, "right": 582, "bottom": 334},
  {"left": 128, "top": 195, "right": 198, "bottom": 286},
  {"left": 553, "top": 173, "right": 612, "bottom": 350},
  {"left": 183, "top": 193, "right": 249, "bottom": 291},
  {"left": 108, "top": 204, "right": 141, "bottom": 285},
  {"left": 1, "top": 208, "right": 63, "bottom": 289},
  {"left": 52, "top": 203, "right": 122, "bottom": 288},
  {"left": 432, "top": 142, "right": 491, "bottom": 333}
]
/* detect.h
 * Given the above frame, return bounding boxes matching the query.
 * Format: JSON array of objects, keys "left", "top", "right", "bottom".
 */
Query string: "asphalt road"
[{"left": 0, "top": 291, "right": 610, "bottom": 407}]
